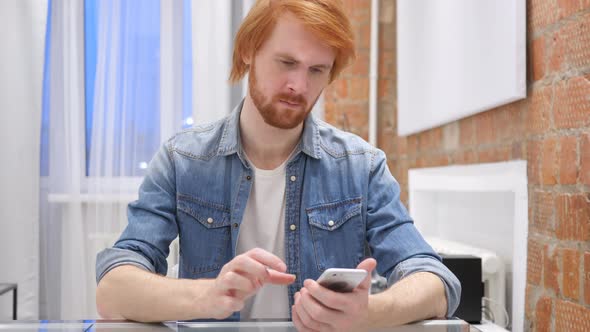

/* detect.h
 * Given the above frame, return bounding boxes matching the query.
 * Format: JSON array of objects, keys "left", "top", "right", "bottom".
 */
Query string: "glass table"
[{"left": 0, "top": 319, "right": 482, "bottom": 332}]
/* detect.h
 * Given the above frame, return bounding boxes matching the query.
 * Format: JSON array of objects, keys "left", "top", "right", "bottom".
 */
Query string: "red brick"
[
  {"left": 327, "top": 102, "right": 368, "bottom": 134},
  {"left": 559, "top": 136, "right": 578, "bottom": 184},
  {"left": 332, "top": 78, "right": 348, "bottom": 99},
  {"left": 494, "top": 103, "right": 525, "bottom": 141},
  {"left": 554, "top": 76, "right": 590, "bottom": 129},
  {"left": 475, "top": 111, "right": 495, "bottom": 144},
  {"left": 356, "top": 23, "right": 371, "bottom": 50},
  {"left": 378, "top": 127, "right": 395, "bottom": 155},
  {"left": 378, "top": 78, "right": 393, "bottom": 100},
  {"left": 563, "top": 12, "right": 590, "bottom": 69},
  {"left": 524, "top": 283, "right": 538, "bottom": 321},
  {"left": 528, "top": 0, "right": 559, "bottom": 34},
  {"left": 528, "top": 139, "right": 543, "bottom": 185},
  {"left": 582, "top": 134, "right": 590, "bottom": 185},
  {"left": 342, "top": 0, "right": 371, "bottom": 25},
  {"left": 378, "top": 50, "right": 395, "bottom": 78},
  {"left": 423, "top": 154, "right": 449, "bottom": 168},
  {"left": 512, "top": 141, "right": 524, "bottom": 159},
  {"left": 557, "top": 0, "right": 587, "bottom": 18},
  {"left": 386, "top": 159, "right": 399, "bottom": 180},
  {"left": 349, "top": 77, "right": 370, "bottom": 101},
  {"left": 544, "top": 244, "right": 560, "bottom": 294},
  {"left": 535, "top": 296, "right": 552, "bottom": 332},
  {"left": 527, "top": 238, "right": 544, "bottom": 285},
  {"left": 541, "top": 137, "right": 558, "bottom": 185},
  {"left": 395, "top": 136, "right": 408, "bottom": 156},
  {"left": 556, "top": 194, "right": 590, "bottom": 241},
  {"left": 415, "top": 155, "right": 428, "bottom": 168},
  {"left": 585, "top": 252, "right": 590, "bottom": 305},
  {"left": 349, "top": 50, "right": 370, "bottom": 76},
  {"left": 549, "top": 29, "right": 566, "bottom": 73},
  {"left": 378, "top": 18, "right": 395, "bottom": 51},
  {"left": 453, "top": 150, "right": 477, "bottom": 164},
  {"left": 525, "top": 284, "right": 536, "bottom": 322},
  {"left": 532, "top": 191, "right": 555, "bottom": 236},
  {"left": 418, "top": 128, "right": 442, "bottom": 151},
  {"left": 531, "top": 36, "right": 546, "bottom": 81},
  {"left": 324, "top": 101, "right": 336, "bottom": 124},
  {"left": 459, "top": 117, "right": 475, "bottom": 146},
  {"left": 407, "top": 135, "right": 418, "bottom": 154},
  {"left": 341, "top": 103, "right": 368, "bottom": 124},
  {"left": 562, "top": 248, "right": 581, "bottom": 300},
  {"left": 397, "top": 158, "right": 409, "bottom": 185},
  {"left": 527, "top": 86, "right": 552, "bottom": 135},
  {"left": 357, "top": 127, "right": 368, "bottom": 141},
  {"left": 555, "top": 299, "right": 590, "bottom": 332},
  {"left": 478, "top": 145, "right": 511, "bottom": 163}
]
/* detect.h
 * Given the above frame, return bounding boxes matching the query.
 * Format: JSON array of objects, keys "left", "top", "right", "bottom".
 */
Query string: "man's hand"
[
  {"left": 292, "top": 258, "right": 377, "bottom": 332},
  {"left": 204, "top": 248, "right": 296, "bottom": 319}
]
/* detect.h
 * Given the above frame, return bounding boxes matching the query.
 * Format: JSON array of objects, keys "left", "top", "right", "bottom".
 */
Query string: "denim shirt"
[{"left": 96, "top": 101, "right": 461, "bottom": 320}]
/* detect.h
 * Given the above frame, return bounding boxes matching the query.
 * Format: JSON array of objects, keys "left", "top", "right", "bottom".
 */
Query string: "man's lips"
[{"left": 280, "top": 99, "right": 301, "bottom": 106}]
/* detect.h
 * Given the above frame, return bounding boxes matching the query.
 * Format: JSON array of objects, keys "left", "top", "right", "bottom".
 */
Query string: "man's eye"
[
  {"left": 310, "top": 68, "right": 323, "bottom": 74},
  {"left": 281, "top": 60, "right": 295, "bottom": 66}
]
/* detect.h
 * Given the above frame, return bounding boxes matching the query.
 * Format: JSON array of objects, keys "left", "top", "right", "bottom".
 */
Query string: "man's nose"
[{"left": 286, "top": 69, "right": 309, "bottom": 95}]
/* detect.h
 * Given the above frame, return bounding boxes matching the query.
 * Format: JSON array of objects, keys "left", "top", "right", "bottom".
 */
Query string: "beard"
[{"left": 248, "top": 61, "right": 319, "bottom": 130}]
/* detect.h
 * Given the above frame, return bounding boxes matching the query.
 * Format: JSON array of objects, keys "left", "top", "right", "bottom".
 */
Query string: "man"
[{"left": 96, "top": 0, "right": 461, "bottom": 330}]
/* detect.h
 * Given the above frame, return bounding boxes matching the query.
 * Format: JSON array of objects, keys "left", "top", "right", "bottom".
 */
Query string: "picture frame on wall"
[{"left": 396, "top": 0, "right": 526, "bottom": 136}]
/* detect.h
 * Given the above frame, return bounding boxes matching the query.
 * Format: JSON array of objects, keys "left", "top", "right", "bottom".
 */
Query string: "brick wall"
[{"left": 324, "top": 0, "right": 590, "bottom": 331}]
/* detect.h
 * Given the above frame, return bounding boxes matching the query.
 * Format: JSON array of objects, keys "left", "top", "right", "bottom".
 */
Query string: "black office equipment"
[{"left": 441, "top": 254, "right": 483, "bottom": 324}]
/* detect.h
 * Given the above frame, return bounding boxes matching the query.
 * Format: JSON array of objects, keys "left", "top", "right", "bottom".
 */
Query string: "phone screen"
[{"left": 318, "top": 280, "right": 355, "bottom": 293}]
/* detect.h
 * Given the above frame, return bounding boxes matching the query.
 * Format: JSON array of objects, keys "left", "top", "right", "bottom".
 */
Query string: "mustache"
[{"left": 274, "top": 93, "right": 306, "bottom": 105}]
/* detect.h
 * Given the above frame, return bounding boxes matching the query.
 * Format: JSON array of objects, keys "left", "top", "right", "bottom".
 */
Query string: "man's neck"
[{"left": 240, "top": 96, "right": 303, "bottom": 170}]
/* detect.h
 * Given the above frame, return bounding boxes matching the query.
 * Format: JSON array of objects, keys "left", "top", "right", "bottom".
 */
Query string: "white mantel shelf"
[{"left": 409, "top": 160, "right": 528, "bottom": 332}]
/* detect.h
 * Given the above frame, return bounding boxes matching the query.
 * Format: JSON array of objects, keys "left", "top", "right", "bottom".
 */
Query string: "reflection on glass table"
[{"left": 0, "top": 319, "right": 475, "bottom": 332}]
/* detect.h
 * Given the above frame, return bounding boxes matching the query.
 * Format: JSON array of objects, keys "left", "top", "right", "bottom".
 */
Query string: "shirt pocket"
[
  {"left": 306, "top": 197, "right": 365, "bottom": 272},
  {"left": 176, "top": 194, "right": 232, "bottom": 276}
]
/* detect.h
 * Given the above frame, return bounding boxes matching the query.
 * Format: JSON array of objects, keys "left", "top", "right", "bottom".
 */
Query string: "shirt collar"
[{"left": 217, "top": 99, "right": 322, "bottom": 160}]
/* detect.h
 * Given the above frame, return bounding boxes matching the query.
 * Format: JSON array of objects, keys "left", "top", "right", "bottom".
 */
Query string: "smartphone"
[{"left": 316, "top": 268, "right": 367, "bottom": 293}]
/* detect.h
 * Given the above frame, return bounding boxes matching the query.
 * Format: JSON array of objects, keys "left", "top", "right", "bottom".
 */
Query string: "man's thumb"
[{"left": 356, "top": 258, "right": 377, "bottom": 290}]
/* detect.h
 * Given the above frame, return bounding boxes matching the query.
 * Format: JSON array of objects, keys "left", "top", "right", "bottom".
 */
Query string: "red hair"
[{"left": 229, "top": 0, "right": 355, "bottom": 84}]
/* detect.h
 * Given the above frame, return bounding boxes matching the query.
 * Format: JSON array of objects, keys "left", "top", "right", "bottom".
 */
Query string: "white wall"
[{"left": 0, "top": 0, "right": 47, "bottom": 320}]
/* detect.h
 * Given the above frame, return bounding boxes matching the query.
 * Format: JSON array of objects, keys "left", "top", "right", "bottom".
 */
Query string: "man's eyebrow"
[
  {"left": 311, "top": 63, "right": 332, "bottom": 70},
  {"left": 276, "top": 53, "right": 332, "bottom": 70}
]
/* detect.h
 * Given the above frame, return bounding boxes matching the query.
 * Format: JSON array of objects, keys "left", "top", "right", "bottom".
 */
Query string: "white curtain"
[
  {"left": 39, "top": 0, "right": 231, "bottom": 319},
  {"left": 192, "top": 0, "right": 233, "bottom": 124},
  {"left": 40, "top": 0, "right": 89, "bottom": 319},
  {"left": 0, "top": 0, "right": 47, "bottom": 320}
]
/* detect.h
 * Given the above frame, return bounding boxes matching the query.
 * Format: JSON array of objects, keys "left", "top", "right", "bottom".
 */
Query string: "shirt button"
[
  {"left": 207, "top": 217, "right": 214, "bottom": 224},
  {"left": 290, "top": 224, "right": 296, "bottom": 231},
  {"left": 246, "top": 175, "right": 252, "bottom": 181},
  {"left": 233, "top": 223, "right": 239, "bottom": 229},
  {"left": 290, "top": 176, "right": 296, "bottom": 182},
  {"left": 328, "top": 220, "right": 335, "bottom": 227}
]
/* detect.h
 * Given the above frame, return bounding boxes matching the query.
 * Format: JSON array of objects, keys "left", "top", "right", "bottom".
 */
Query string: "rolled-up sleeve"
[
  {"left": 96, "top": 141, "right": 179, "bottom": 284},
  {"left": 365, "top": 150, "right": 461, "bottom": 317},
  {"left": 388, "top": 255, "right": 462, "bottom": 317},
  {"left": 95, "top": 248, "right": 157, "bottom": 283}
]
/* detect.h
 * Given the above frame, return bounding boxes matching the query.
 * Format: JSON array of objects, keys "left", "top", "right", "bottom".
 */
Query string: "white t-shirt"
[{"left": 235, "top": 155, "right": 289, "bottom": 319}]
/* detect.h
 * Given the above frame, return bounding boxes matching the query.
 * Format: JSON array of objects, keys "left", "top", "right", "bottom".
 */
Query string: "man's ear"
[{"left": 243, "top": 53, "right": 252, "bottom": 66}]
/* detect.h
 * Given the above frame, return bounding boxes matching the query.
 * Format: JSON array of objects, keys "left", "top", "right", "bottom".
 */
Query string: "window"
[{"left": 41, "top": 0, "right": 194, "bottom": 178}]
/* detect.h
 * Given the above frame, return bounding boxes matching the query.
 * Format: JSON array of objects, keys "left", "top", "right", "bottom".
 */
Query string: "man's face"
[{"left": 247, "top": 12, "right": 335, "bottom": 129}]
